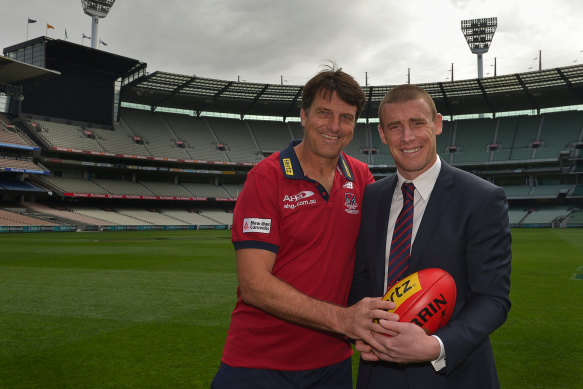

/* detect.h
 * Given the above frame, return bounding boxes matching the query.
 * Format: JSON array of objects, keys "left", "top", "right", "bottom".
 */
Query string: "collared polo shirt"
[{"left": 224, "top": 140, "right": 374, "bottom": 370}]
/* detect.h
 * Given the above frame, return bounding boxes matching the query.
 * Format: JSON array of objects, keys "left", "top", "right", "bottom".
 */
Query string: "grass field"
[{"left": 0, "top": 229, "right": 581, "bottom": 388}]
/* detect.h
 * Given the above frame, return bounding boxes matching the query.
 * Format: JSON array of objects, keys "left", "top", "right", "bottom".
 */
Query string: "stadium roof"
[
  {"left": 4, "top": 37, "right": 146, "bottom": 81},
  {"left": 0, "top": 55, "right": 58, "bottom": 84},
  {"left": 121, "top": 64, "right": 583, "bottom": 119}
]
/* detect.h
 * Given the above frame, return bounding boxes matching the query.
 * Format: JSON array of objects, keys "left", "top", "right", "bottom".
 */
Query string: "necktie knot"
[{"left": 402, "top": 182, "right": 415, "bottom": 201}]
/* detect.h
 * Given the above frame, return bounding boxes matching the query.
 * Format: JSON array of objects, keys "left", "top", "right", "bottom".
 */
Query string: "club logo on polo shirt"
[
  {"left": 344, "top": 192, "right": 359, "bottom": 214},
  {"left": 282, "top": 190, "right": 316, "bottom": 209},
  {"left": 243, "top": 218, "right": 271, "bottom": 233}
]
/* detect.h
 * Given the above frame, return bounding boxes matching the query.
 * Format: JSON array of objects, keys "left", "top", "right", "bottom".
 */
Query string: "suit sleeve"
[
  {"left": 435, "top": 185, "right": 512, "bottom": 375},
  {"left": 348, "top": 184, "right": 375, "bottom": 306}
]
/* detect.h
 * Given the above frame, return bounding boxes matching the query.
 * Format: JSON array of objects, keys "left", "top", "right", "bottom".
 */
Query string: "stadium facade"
[{"left": 1, "top": 37, "right": 582, "bottom": 232}]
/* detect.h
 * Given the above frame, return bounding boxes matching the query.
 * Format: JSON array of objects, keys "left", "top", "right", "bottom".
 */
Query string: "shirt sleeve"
[
  {"left": 430, "top": 335, "right": 446, "bottom": 371},
  {"left": 231, "top": 169, "right": 280, "bottom": 253}
]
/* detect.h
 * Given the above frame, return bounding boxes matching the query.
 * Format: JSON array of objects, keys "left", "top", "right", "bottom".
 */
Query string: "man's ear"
[{"left": 377, "top": 124, "right": 388, "bottom": 145}]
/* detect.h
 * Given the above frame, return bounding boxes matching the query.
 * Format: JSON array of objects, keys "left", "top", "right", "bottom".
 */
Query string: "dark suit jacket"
[{"left": 349, "top": 160, "right": 511, "bottom": 389}]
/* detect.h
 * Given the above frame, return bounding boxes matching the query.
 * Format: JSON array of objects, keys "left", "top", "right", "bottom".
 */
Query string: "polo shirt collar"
[{"left": 279, "top": 140, "right": 355, "bottom": 181}]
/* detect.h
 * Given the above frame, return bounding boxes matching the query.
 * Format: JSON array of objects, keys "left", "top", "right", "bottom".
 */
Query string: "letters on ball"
[{"left": 381, "top": 268, "right": 457, "bottom": 335}]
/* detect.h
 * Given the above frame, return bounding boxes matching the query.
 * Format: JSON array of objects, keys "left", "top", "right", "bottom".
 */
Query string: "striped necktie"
[{"left": 387, "top": 182, "right": 415, "bottom": 289}]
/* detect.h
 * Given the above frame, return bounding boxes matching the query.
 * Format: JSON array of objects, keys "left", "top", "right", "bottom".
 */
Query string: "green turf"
[
  {"left": 0, "top": 229, "right": 581, "bottom": 388},
  {"left": 0, "top": 230, "right": 237, "bottom": 388}
]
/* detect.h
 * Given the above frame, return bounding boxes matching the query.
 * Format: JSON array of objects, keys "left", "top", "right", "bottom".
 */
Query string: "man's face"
[
  {"left": 378, "top": 98, "right": 442, "bottom": 180},
  {"left": 300, "top": 90, "right": 357, "bottom": 161}
]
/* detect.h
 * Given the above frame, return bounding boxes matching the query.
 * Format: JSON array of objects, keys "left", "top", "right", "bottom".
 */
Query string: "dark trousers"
[{"left": 211, "top": 357, "right": 353, "bottom": 389}]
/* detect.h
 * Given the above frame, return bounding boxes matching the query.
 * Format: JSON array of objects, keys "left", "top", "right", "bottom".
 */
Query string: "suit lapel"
[
  {"left": 373, "top": 175, "right": 397, "bottom": 295},
  {"left": 411, "top": 162, "right": 455, "bottom": 267}
]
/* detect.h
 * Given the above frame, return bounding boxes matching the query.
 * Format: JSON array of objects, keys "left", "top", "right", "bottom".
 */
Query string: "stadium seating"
[
  {"left": 160, "top": 209, "right": 222, "bottom": 225},
  {"left": 0, "top": 180, "right": 46, "bottom": 192},
  {"left": 451, "top": 118, "right": 496, "bottom": 164},
  {"left": 0, "top": 157, "right": 46, "bottom": 172},
  {"left": 205, "top": 117, "right": 260, "bottom": 163},
  {"left": 23, "top": 202, "right": 114, "bottom": 226},
  {"left": 521, "top": 207, "right": 571, "bottom": 225},
  {"left": 566, "top": 210, "right": 583, "bottom": 226},
  {"left": 509, "top": 116, "right": 540, "bottom": 161},
  {"left": 139, "top": 181, "right": 192, "bottom": 198},
  {"left": 35, "top": 120, "right": 106, "bottom": 152},
  {"left": 0, "top": 208, "right": 57, "bottom": 226},
  {"left": 180, "top": 182, "right": 232, "bottom": 198},
  {"left": 0, "top": 125, "right": 36, "bottom": 147},
  {"left": 343, "top": 122, "right": 370, "bottom": 164},
  {"left": 121, "top": 109, "right": 192, "bottom": 160},
  {"left": 5, "top": 106, "right": 583, "bottom": 231},
  {"left": 35, "top": 176, "right": 109, "bottom": 195},
  {"left": 508, "top": 208, "right": 528, "bottom": 224},
  {"left": 247, "top": 120, "right": 292, "bottom": 154},
  {"left": 534, "top": 111, "right": 583, "bottom": 160},
  {"left": 96, "top": 121, "right": 150, "bottom": 156},
  {"left": 160, "top": 112, "right": 228, "bottom": 161},
  {"left": 221, "top": 184, "right": 244, "bottom": 199},
  {"left": 199, "top": 209, "right": 233, "bottom": 225}
]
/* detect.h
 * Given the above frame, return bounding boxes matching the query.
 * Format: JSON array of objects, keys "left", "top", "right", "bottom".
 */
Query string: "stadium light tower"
[
  {"left": 461, "top": 17, "right": 497, "bottom": 79},
  {"left": 81, "top": 0, "right": 116, "bottom": 49}
]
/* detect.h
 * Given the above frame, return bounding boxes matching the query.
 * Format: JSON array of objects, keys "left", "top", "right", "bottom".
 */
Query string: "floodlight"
[
  {"left": 81, "top": 0, "right": 116, "bottom": 49},
  {"left": 461, "top": 17, "right": 497, "bottom": 79}
]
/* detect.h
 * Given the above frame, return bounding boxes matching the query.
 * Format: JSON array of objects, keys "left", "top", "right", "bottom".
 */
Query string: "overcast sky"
[{"left": 3, "top": 0, "right": 583, "bottom": 86}]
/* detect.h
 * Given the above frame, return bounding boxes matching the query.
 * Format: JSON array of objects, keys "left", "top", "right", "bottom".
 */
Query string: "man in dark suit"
[{"left": 349, "top": 84, "right": 511, "bottom": 389}]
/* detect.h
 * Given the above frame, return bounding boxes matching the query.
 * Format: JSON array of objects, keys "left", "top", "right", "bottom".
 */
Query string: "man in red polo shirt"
[{"left": 212, "top": 65, "right": 397, "bottom": 389}]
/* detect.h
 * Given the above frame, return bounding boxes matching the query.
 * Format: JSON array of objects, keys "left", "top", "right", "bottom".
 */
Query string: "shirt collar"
[
  {"left": 396, "top": 157, "right": 441, "bottom": 201},
  {"left": 279, "top": 140, "right": 355, "bottom": 181}
]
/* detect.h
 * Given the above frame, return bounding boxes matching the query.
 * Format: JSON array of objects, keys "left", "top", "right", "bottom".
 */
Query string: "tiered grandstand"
[{"left": 1, "top": 36, "right": 582, "bottom": 231}]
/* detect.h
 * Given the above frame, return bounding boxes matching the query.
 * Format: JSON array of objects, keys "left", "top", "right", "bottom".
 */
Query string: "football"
[{"left": 381, "top": 268, "right": 457, "bottom": 335}]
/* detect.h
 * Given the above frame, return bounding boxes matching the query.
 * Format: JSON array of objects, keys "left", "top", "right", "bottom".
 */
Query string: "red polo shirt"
[{"left": 223, "top": 141, "right": 374, "bottom": 370}]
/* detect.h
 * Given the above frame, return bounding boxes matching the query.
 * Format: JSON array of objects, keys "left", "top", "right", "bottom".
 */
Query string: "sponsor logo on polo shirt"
[
  {"left": 283, "top": 190, "right": 316, "bottom": 209},
  {"left": 344, "top": 192, "right": 359, "bottom": 214},
  {"left": 243, "top": 218, "right": 271, "bottom": 233},
  {"left": 283, "top": 191, "right": 314, "bottom": 202},
  {"left": 283, "top": 158, "right": 293, "bottom": 176},
  {"left": 343, "top": 182, "right": 353, "bottom": 189}
]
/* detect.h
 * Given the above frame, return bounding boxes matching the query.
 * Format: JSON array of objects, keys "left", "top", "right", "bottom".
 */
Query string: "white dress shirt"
[{"left": 384, "top": 157, "right": 446, "bottom": 371}]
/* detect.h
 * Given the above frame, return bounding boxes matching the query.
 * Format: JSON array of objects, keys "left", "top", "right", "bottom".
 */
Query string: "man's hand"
[
  {"left": 366, "top": 320, "right": 441, "bottom": 364},
  {"left": 338, "top": 298, "right": 398, "bottom": 351}
]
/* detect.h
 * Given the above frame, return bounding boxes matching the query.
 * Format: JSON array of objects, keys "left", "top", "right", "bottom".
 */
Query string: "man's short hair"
[
  {"left": 302, "top": 64, "right": 366, "bottom": 119},
  {"left": 378, "top": 84, "right": 437, "bottom": 126}
]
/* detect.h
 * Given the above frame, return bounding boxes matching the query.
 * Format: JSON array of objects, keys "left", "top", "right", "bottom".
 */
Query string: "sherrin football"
[{"left": 382, "top": 268, "right": 456, "bottom": 335}]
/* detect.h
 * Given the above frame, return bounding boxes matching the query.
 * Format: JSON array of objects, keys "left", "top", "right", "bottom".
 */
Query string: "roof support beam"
[
  {"left": 198, "top": 81, "right": 234, "bottom": 114},
  {"left": 437, "top": 82, "right": 454, "bottom": 120},
  {"left": 283, "top": 87, "right": 303, "bottom": 122},
  {"left": 240, "top": 84, "right": 268, "bottom": 120},
  {"left": 151, "top": 75, "right": 197, "bottom": 112},
  {"left": 556, "top": 68, "right": 583, "bottom": 104},
  {"left": 515, "top": 74, "right": 539, "bottom": 112},
  {"left": 476, "top": 78, "right": 496, "bottom": 116},
  {"left": 364, "top": 86, "right": 374, "bottom": 122}
]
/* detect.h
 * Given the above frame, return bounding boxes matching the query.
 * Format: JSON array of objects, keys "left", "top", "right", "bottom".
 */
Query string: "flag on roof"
[
  {"left": 99, "top": 39, "right": 108, "bottom": 46},
  {"left": 28, "top": 18, "right": 37, "bottom": 23},
  {"left": 83, "top": 33, "right": 91, "bottom": 39},
  {"left": 65, "top": 29, "right": 68, "bottom": 39},
  {"left": 47, "top": 24, "right": 55, "bottom": 29}
]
